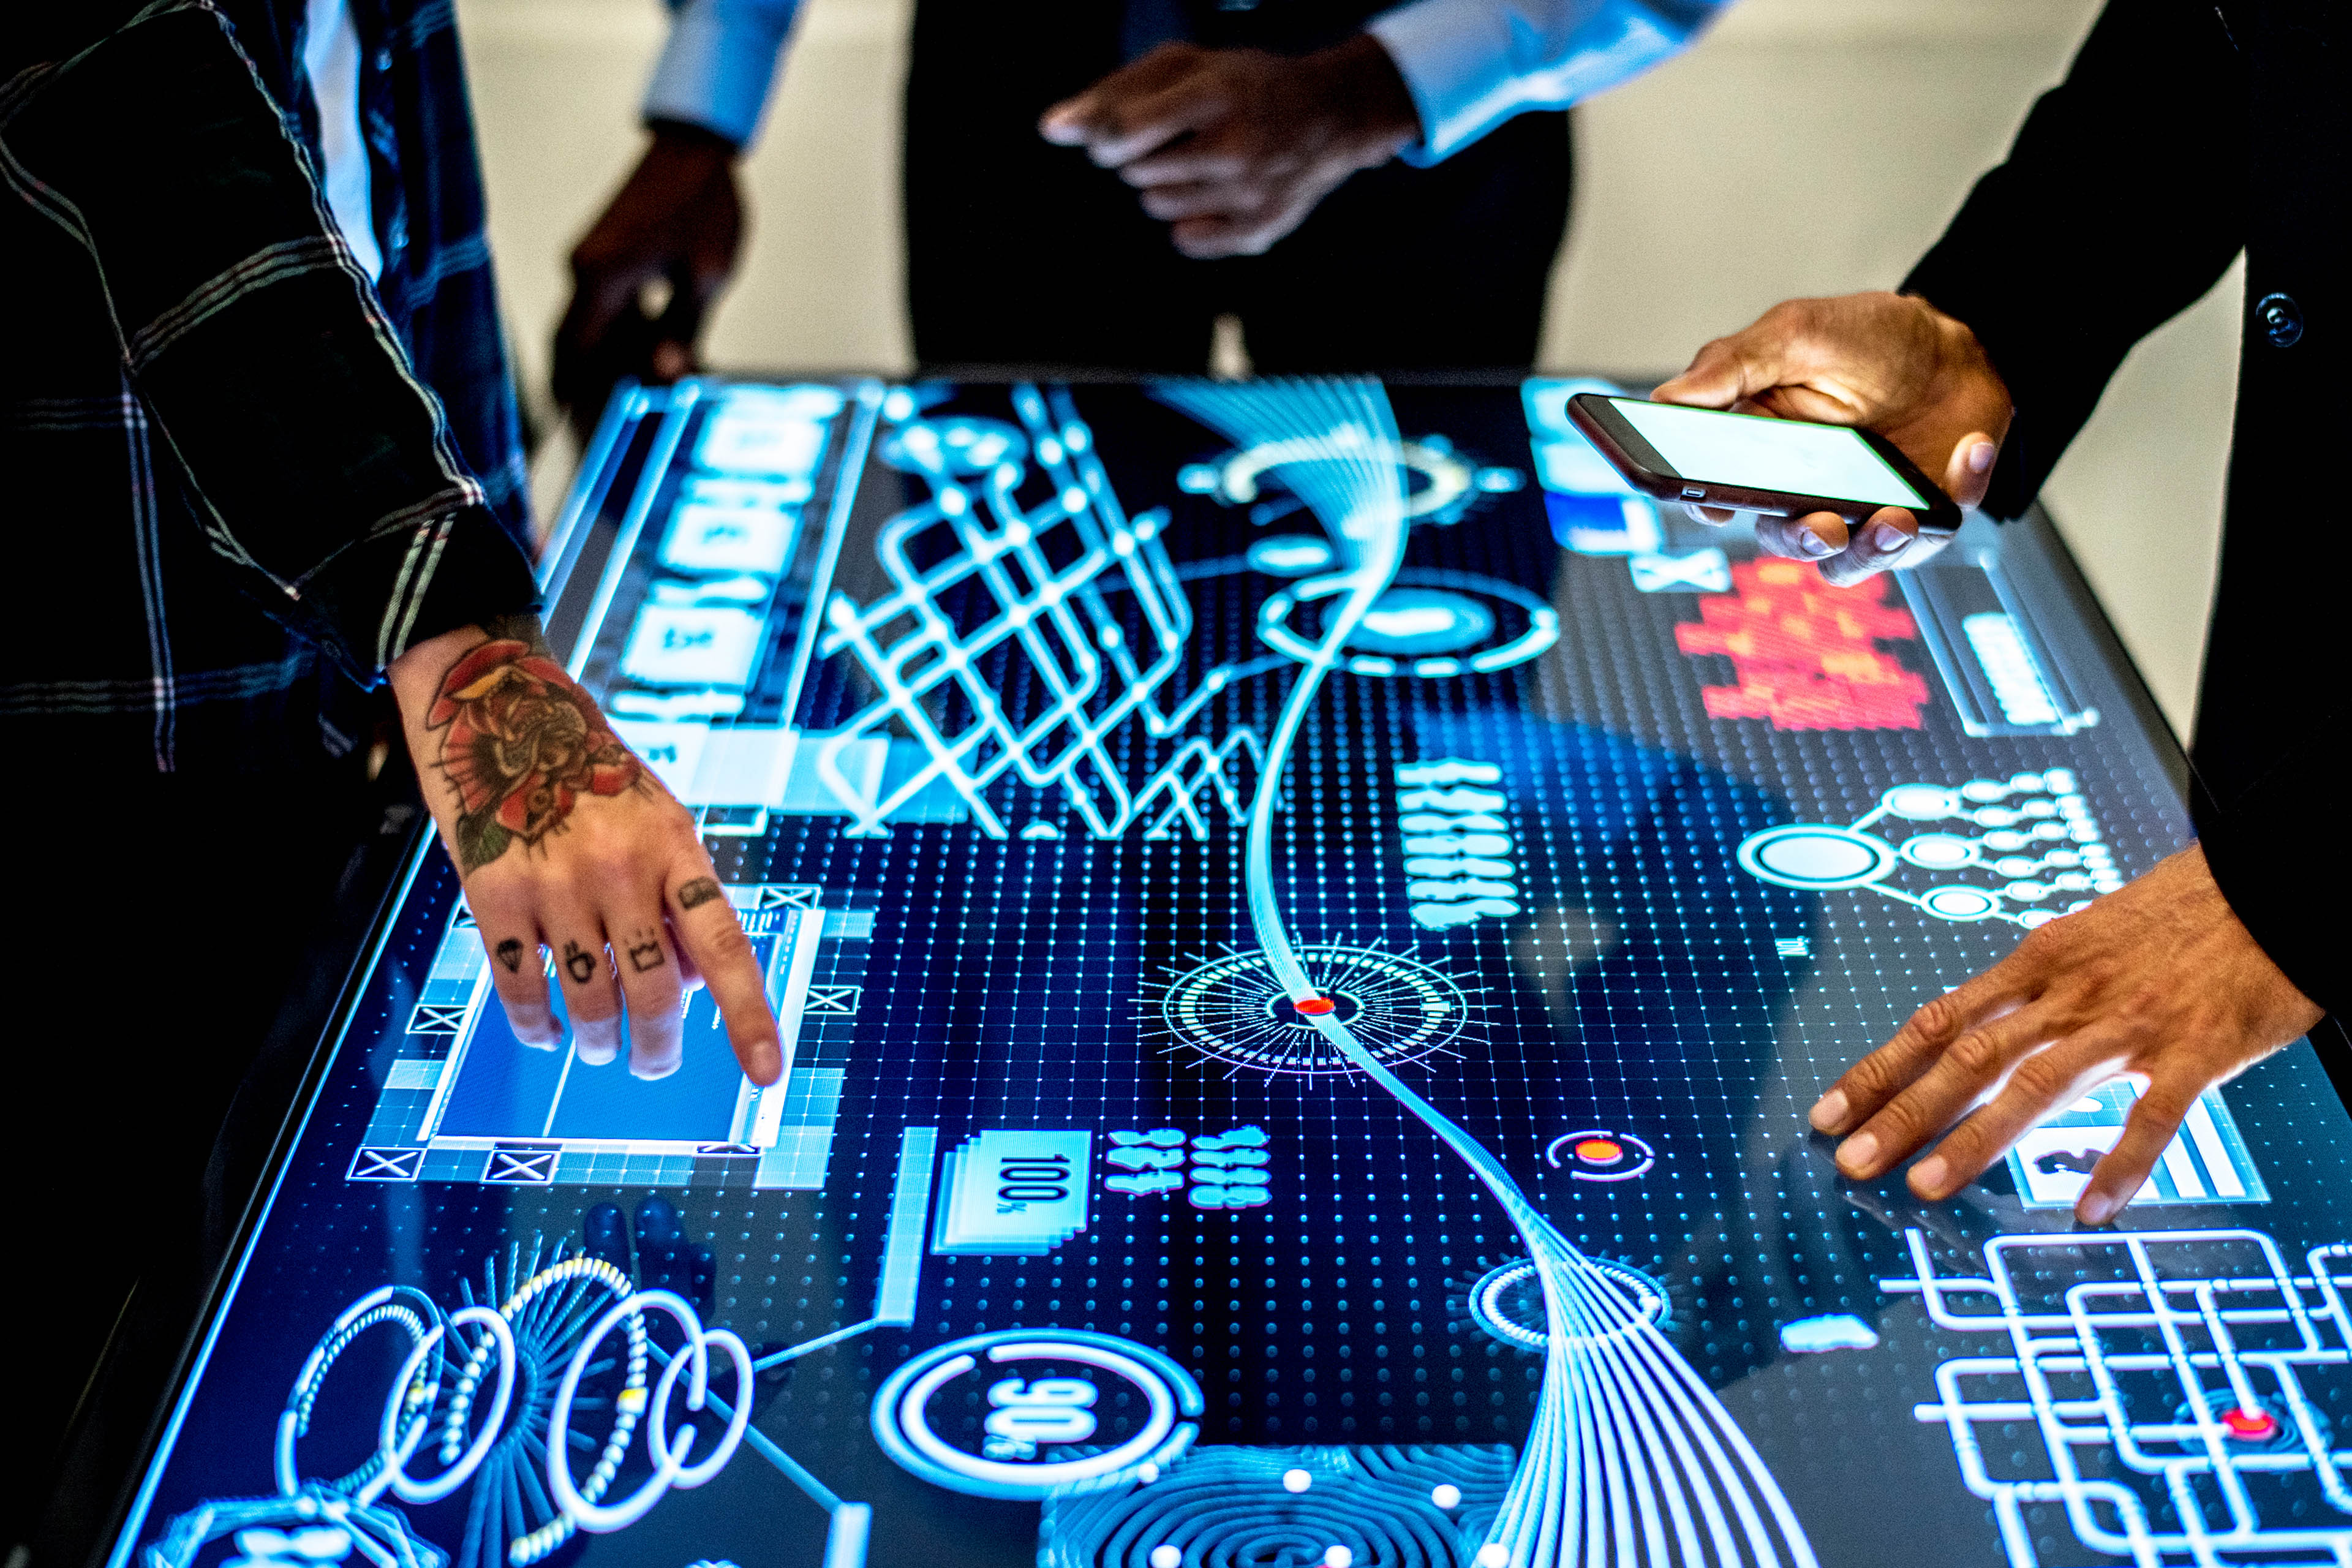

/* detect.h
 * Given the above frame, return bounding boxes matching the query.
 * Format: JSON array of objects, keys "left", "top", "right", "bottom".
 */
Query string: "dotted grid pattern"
[{"left": 114, "top": 383, "right": 2352, "bottom": 1568}]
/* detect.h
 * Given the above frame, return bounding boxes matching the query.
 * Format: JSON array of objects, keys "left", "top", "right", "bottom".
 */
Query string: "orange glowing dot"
[
  {"left": 1574, "top": 1138, "right": 1624, "bottom": 1165},
  {"left": 1293, "top": 996, "right": 1336, "bottom": 1016}
]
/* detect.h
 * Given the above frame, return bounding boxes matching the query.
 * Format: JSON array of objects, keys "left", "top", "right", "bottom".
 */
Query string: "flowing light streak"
[{"left": 1158, "top": 377, "right": 1817, "bottom": 1568}]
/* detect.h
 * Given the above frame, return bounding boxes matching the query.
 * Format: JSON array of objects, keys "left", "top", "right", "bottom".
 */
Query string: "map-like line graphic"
[
  {"left": 1161, "top": 377, "right": 1819, "bottom": 1568},
  {"left": 1888, "top": 1226, "right": 2352, "bottom": 1566},
  {"left": 816, "top": 386, "right": 1258, "bottom": 839}
]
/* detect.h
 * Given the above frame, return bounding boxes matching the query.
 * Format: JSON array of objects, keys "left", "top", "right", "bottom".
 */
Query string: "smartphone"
[{"left": 1566, "top": 393, "right": 1962, "bottom": 538}]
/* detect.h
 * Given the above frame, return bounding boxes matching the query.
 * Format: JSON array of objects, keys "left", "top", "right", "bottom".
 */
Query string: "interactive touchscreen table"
[{"left": 110, "top": 377, "right": 2352, "bottom": 1568}]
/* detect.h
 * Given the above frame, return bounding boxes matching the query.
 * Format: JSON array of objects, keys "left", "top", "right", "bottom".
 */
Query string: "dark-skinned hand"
[
  {"left": 1650, "top": 291, "right": 2015, "bottom": 585},
  {"left": 553, "top": 122, "right": 744, "bottom": 428},
  {"left": 1038, "top": 36, "right": 1419, "bottom": 258},
  {"left": 1811, "top": 845, "right": 2321, "bottom": 1224}
]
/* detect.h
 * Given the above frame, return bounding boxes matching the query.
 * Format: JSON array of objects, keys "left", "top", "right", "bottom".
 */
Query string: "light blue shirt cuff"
[
  {"left": 641, "top": 0, "right": 802, "bottom": 150},
  {"left": 1367, "top": 0, "right": 1721, "bottom": 165}
]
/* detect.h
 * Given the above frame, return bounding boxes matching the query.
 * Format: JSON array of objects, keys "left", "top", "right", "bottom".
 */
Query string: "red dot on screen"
[
  {"left": 1294, "top": 996, "right": 1336, "bottom": 1016},
  {"left": 1574, "top": 1138, "right": 1624, "bottom": 1165},
  {"left": 2223, "top": 1408, "right": 2278, "bottom": 1441}
]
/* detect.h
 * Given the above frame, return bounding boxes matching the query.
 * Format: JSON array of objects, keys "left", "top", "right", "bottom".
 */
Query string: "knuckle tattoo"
[
  {"left": 561, "top": 940, "right": 601, "bottom": 987},
  {"left": 624, "top": 927, "right": 666, "bottom": 973},
  {"left": 494, "top": 937, "right": 527, "bottom": 974},
  {"left": 677, "top": 876, "right": 724, "bottom": 911}
]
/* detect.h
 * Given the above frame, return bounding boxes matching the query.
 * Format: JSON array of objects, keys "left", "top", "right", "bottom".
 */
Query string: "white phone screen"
[{"left": 1611, "top": 398, "right": 1926, "bottom": 509}]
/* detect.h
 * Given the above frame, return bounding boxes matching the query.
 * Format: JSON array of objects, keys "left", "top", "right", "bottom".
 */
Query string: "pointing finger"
[
  {"left": 1835, "top": 998, "right": 2059, "bottom": 1180},
  {"left": 669, "top": 872, "right": 783, "bottom": 1086},
  {"left": 1813, "top": 970, "right": 2026, "bottom": 1136}
]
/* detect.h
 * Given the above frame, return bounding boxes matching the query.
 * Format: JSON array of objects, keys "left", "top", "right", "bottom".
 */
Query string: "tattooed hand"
[
  {"left": 426, "top": 634, "right": 639, "bottom": 868},
  {"left": 388, "top": 616, "right": 783, "bottom": 1085}
]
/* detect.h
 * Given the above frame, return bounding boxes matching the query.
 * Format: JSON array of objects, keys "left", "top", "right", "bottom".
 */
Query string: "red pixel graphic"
[{"left": 1674, "top": 558, "right": 1930, "bottom": 729}]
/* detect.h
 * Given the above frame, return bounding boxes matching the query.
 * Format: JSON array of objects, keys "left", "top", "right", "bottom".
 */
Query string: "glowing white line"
[{"left": 1175, "top": 376, "right": 1817, "bottom": 1568}]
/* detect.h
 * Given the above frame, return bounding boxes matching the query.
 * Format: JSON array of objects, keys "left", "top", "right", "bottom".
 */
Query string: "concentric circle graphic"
[
  {"left": 1257, "top": 569, "right": 1560, "bottom": 679},
  {"left": 872, "top": 1331, "right": 1202, "bottom": 1499},
  {"left": 1544, "top": 1128, "right": 1656, "bottom": 1182},
  {"left": 1158, "top": 945, "right": 1476, "bottom": 1077},
  {"left": 1468, "top": 1258, "right": 1670, "bottom": 1352}
]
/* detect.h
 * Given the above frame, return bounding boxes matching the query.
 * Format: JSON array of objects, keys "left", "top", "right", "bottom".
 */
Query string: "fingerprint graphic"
[{"left": 1040, "top": 1444, "right": 1513, "bottom": 1568}]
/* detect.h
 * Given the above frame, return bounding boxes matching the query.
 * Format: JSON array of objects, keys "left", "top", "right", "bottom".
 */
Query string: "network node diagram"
[{"left": 1738, "top": 769, "right": 2120, "bottom": 929}]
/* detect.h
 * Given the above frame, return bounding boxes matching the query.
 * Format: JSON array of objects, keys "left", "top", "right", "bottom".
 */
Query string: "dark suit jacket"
[{"left": 1904, "top": 0, "right": 2347, "bottom": 1025}]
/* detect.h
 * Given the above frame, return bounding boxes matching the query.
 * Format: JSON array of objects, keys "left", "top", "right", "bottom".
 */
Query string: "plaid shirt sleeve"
[{"left": 0, "top": 0, "right": 538, "bottom": 684}]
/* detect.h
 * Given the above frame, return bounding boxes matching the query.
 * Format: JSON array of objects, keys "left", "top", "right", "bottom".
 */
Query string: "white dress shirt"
[
  {"left": 303, "top": 0, "right": 385, "bottom": 280},
  {"left": 639, "top": 0, "right": 1726, "bottom": 160}
]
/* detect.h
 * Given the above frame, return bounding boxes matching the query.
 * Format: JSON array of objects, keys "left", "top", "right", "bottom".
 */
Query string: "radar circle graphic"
[{"left": 1158, "top": 945, "right": 1474, "bottom": 1078}]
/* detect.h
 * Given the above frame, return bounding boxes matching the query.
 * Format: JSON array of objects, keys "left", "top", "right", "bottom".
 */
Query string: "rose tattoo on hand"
[{"left": 426, "top": 637, "right": 640, "bottom": 869}]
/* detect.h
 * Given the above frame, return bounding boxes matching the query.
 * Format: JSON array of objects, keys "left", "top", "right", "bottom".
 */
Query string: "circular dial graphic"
[
  {"left": 1158, "top": 945, "right": 1476, "bottom": 1078},
  {"left": 871, "top": 1331, "right": 1202, "bottom": 1499}
]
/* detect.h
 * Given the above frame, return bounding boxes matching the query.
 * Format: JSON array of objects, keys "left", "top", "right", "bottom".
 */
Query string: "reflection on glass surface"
[{"left": 112, "top": 378, "right": 2352, "bottom": 1568}]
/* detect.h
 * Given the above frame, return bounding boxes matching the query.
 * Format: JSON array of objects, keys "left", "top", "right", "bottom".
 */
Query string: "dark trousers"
[
  {"left": 903, "top": 4, "right": 1574, "bottom": 374},
  {"left": 2, "top": 757, "right": 381, "bottom": 1563}
]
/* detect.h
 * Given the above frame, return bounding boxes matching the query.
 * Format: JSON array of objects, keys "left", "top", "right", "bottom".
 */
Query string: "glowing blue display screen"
[{"left": 110, "top": 379, "right": 2352, "bottom": 1568}]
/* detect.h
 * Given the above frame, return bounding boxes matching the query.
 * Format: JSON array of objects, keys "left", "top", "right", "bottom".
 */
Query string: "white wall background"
[{"left": 458, "top": 0, "right": 2239, "bottom": 739}]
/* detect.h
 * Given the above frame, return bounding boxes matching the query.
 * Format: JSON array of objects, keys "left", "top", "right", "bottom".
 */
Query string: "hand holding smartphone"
[{"left": 1566, "top": 393, "right": 1962, "bottom": 541}]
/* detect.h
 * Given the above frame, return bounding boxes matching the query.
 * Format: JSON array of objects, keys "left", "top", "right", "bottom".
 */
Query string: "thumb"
[
  {"left": 1944, "top": 431, "right": 2000, "bottom": 508},
  {"left": 1652, "top": 330, "right": 1793, "bottom": 412},
  {"left": 1039, "top": 92, "right": 1096, "bottom": 143}
]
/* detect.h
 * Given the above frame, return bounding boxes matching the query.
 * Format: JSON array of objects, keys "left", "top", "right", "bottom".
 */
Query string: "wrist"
[
  {"left": 1311, "top": 34, "right": 1420, "bottom": 164},
  {"left": 1910, "top": 293, "right": 2015, "bottom": 429},
  {"left": 387, "top": 615, "right": 543, "bottom": 734},
  {"left": 645, "top": 116, "right": 742, "bottom": 160}
]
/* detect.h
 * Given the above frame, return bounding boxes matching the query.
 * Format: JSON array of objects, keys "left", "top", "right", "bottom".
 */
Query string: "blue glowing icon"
[{"left": 1779, "top": 1314, "right": 1879, "bottom": 1354}]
